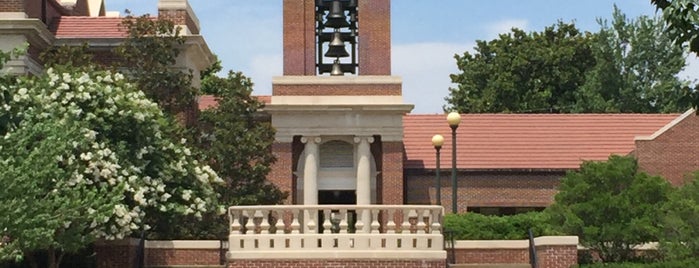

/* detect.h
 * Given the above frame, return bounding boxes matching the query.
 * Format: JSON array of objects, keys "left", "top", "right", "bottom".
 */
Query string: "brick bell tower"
[{"left": 266, "top": 0, "right": 412, "bottom": 206}]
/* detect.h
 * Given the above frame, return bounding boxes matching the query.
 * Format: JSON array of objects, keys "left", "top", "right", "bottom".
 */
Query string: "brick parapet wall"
[
  {"left": 381, "top": 141, "right": 404, "bottom": 204},
  {"left": 636, "top": 111, "right": 699, "bottom": 186},
  {"left": 228, "top": 259, "right": 444, "bottom": 268},
  {"left": 536, "top": 244, "right": 578, "bottom": 268},
  {"left": 449, "top": 248, "right": 528, "bottom": 264},
  {"left": 145, "top": 248, "right": 220, "bottom": 266},
  {"left": 405, "top": 170, "right": 562, "bottom": 212},
  {"left": 0, "top": 0, "right": 24, "bottom": 12},
  {"left": 95, "top": 237, "right": 577, "bottom": 268},
  {"left": 269, "top": 142, "right": 293, "bottom": 204}
]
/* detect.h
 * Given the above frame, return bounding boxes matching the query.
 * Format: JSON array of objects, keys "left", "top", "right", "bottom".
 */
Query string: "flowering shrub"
[{"left": 0, "top": 67, "right": 223, "bottom": 264}]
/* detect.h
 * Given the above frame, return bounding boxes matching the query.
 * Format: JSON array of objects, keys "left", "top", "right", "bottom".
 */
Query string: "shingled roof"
[
  {"left": 403, "top": 113, "right": 679, "bottom": 170},
  {"left": 50, "top": 16, "right": 127, "bottom": 38}
]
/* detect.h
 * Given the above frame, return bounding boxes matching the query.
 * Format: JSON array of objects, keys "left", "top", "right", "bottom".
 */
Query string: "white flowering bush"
[{"left": 0, "top": 67, "right": 223, "bottom": 264}]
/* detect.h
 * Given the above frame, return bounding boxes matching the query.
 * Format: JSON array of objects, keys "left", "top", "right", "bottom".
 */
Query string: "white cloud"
[
  {"left": 392, "top": 42, "right": 474, "bottom": 114},
  {"left": 485, "top": 19, "right": 529, "bottom": 39}
]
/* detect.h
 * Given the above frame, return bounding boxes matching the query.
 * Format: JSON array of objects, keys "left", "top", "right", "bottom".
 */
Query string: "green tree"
[
  {"left": 578, "top": 6, "right": 689, "bottom": 113},
  {"left": 115, "top": 13, "right": 196, "bottom": 119},
  {"left": 446, "top": 9, "right": 691, "bottom": 113},
  {"left": 0, "top": 65, "right": 223, "bottom": 267},
  {"left": 198, "top": 65, "right": 285, "bottom": 206},
  {"left": 651, "top": 0, "right": 699, "bottom": 111},
  {"left": 660, "top": 173, "right": 699, "bottom": 260},
  {"left": 546, "top": 155, "right": 671, "bottom": 262},
  {"left": 446, "top": 21, "right": 596, "bottom": 113}
]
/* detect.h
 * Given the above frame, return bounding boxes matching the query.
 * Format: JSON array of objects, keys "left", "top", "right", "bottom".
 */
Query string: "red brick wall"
[
  {"left": 228, "top": 259, "right": 444, "bottom": 268},
  {"left": 158, "top": 9, "right": 200, "bottom": 34},
  {"left": 145, "top": 248, "right": 220, "bottom": 266},
  {"left": 358, "top": 0, "right": 391, "bottom": 75},
  {"left": 450, "top": 248, "right": 528, "bottom": 264},
  {"left": 636, "top": 112, "right": 699, "bottom": 186},
  {"left": 273, "top": 83, "right": 401, "bottom": 96},
  {"left": 0, "top": 0, "right": 24, "bottom": 12},
  {"left": 382, "top": 141, "right": 404, "bottom": 204},
  {"left": 406, "top": 170, "right": 562, "bottom": 213},
  {"left": 282, "top": 0, "right": 315, "bottom": 75},
  {"left": 269, "top": 142, "right": 294, "bottom": 204},
  {"left": 536, "top": 245, "right": 578, "bottom": 268},
  {"left": 94, "top": 240, "right": 139, "bottom": 268}
]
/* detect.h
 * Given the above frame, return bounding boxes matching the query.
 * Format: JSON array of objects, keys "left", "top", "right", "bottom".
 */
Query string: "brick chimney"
[{"left": 157, "top": 0, "right": 199, "bottom": 35}]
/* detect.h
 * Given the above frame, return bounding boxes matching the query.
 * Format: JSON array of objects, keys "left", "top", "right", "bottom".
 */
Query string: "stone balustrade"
[{"left": 227, "top": 205, "right": 446, "bottom": 259}]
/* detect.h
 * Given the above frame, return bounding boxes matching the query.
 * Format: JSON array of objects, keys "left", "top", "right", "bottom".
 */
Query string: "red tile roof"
[
  {"left": 198, "top": 95, "right": 270, "bottom": 110},
  {"left": 403, "top": 114, "right": 679, "bottom": 170},
  {"left": 50, "top": 16, "right": 128, "bottom": 38}
]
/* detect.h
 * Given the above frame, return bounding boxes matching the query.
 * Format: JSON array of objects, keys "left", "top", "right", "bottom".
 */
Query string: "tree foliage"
[
  {"left": 579, "top": 6, "right": 688, "bottom": 113},
  {"left": 446, "top": 8, "right": 690, "bottom": 113},
  {"left": 115, "top": 13, "right": 195, "bottom": 118},
  {"left": 546, "top": 155, "right": 671, "bottom": 263},
  {"left": 0, "top": 65, "right": 223, "bottom": 267},
  {"left": 660, "top": 173, "right": 699, "bottom": 260},
  {"left": 447, "top": 21, "right": 595, "bottom": 113},
  {"left": 651, "top": 0, "right": 699, "bottom": 111}
]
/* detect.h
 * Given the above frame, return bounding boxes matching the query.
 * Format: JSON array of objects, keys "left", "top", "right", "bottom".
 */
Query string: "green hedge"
[{"left": 443, "top": 212, "right": 560, "bottom": 240}]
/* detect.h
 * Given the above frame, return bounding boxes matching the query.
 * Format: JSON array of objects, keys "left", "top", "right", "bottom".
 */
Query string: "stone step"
[{"left": 448, "top": 264, "right": 531, "bottom": 268}]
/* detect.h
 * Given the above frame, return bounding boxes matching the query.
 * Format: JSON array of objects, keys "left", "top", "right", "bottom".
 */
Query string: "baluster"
[
  {"left": 339, "top": 209, "right": 348, "bottom": 233},
  {"left": 385, "top": 209, "right": 398, "bottom": 249},
  {"left": 242, "top": 210, "right": 255, "bottom": 249},
  {"left": 290, "top": 209, "right": 301, "bottom": 249},
  {"left": 229, "top": 209, "right": 242, "bottom": 250},
  {"left": 259, "top": 209, "right": 270, "bottom": 234},
  {"left": 430, "top": 208, "right": 442, "bottom": 234},
  {"left": 338, "top": 209, "right": 350, "bottom": 249},
  {"left": 416, "top": 209, "right": 428, "bottom": 249},
  {"left": 322, "top": 209, "right": 333, "bottom": 248},
  {"left": 273, "top": 210, "right": 285, "bottom": 249},
  {"left": 369, "top": 208, "right": 381, "bottom": 249}
]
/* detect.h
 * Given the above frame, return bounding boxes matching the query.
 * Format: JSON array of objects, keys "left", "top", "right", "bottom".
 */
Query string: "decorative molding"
[{"left": 145, "top": 240, "right": 224, "bottom": 249}]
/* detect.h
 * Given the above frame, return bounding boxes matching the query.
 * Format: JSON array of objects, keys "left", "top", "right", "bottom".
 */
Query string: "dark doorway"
[
  {"left": 319, "top": 190, "right": 356, "bottom": 204},
  {"left": 318, "top": 190, "right": 357, "bottom": 233}
]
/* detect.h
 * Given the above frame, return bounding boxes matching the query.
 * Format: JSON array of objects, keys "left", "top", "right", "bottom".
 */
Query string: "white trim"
[
  {"left": 533, "top": 236, "right": 578, "bottom": 246},
  {"left": 635, "top": 109, "right": 695, "bottom": 141},
  {"left": 453, "top": 236, "right": 578, "bottom": 249},
  {"left": 453, "top": 240, "right": 529, "bottom": 249},
  {"left": 273, "top": 75, "right": 402, "bottom": 85},
  {"left": 0, "top": 13, "right": 28, "bottom": 19},
  {"left": 145, "top": 240, "right": 223, "bottom": 249},
  {"left": 271, "top": 95, "right": 405, "bottom": 105}
]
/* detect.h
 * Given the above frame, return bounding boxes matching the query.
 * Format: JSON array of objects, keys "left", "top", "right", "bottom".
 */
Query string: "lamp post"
[
  {"left": 431, "top": 134, "right": 444, "bottom": 206},
  {"left": 447, "top": 112, "right": 461, "bottom": 214}
]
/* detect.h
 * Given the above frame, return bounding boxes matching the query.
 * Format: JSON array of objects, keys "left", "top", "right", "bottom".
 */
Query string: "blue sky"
[{"left": 105, "top": 1, "right": 697, "bottom": 113}]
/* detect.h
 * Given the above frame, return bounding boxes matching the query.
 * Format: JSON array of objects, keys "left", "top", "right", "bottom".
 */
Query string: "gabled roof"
[
  {"left": 403, "top": 114, "right": 679, "bottom": 170},
  {"left": 50, "top": 16, "right": 126, "bottom": 38}
]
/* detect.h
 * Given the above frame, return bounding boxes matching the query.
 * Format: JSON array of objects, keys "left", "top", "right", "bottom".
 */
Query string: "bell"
[
  {"left": 324, "top": 0, "right": 349, "bottom": 28},
  {"left": 330, "top": 60, "right": 343, "bottom": 76},
  {"left": 324, "top": 32, "right": 349, "bottom": 58}
]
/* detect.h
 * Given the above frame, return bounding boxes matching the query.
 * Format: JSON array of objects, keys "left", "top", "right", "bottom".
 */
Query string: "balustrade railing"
[{"left": 227, "top": 205, "right": 445, "bottom": 259}]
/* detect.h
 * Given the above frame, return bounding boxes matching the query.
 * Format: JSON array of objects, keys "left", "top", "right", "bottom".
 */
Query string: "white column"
[
  {"left": 301, "top": 136, "right": 320, "bottom": 233},
  {"left": 355, "top": 136, "right": 374, "bottom": 233},
  {"left": 302, "top": 136, "right": 321, "bottom": 205}
]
